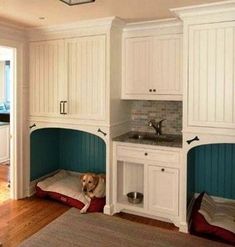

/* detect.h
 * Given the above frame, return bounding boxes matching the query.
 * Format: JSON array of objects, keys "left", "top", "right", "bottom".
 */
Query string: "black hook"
[
  {"left": 187, "top": 136, "right": 199, "bottom": 145},
  {"left": 29, "top": 123, "right": 36, "bottom": 129},
  {"left": 97, "top": 128, "right": 107, "bottom": 136}
]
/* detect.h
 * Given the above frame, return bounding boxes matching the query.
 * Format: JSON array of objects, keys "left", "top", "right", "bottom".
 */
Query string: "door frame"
[{"left": 0, "top": 38, "right": 27, "bottom": 200}]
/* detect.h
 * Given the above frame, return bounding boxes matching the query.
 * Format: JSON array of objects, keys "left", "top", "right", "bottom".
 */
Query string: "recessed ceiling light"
[{"left": 60, "top": 0, "right": 95, "bottom": 6}]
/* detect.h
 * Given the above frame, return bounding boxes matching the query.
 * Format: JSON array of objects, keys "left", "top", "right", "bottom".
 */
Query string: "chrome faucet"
[{"left": 148, "top": 119, "right": 166, "bottom": 136}]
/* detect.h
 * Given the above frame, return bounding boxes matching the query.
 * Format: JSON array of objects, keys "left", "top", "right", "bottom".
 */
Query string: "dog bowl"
[{"left": 127, "top": 192, "right": 143, "bottom": 204}]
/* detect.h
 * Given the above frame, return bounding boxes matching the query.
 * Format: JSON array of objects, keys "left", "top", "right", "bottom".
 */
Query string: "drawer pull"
[
  {"left": 144, "top": 152, "right": 148, "bottom": 156},
  {"left": 149, "top": 89, "right": 152, "bottom": 92},
  {"left": 161, "top": 168, "right": 165, "bottom": 172},
  {"left": 187, "top": 136, "right": 199, "bottom": 145},
  {"left": 153, "top": 89, "right": 156, "bottom": 92}
]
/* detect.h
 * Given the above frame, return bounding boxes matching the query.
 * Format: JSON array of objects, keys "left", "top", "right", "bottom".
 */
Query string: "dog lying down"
[{"left": 80, "top": 173, "right": 106, "bottom": 213}]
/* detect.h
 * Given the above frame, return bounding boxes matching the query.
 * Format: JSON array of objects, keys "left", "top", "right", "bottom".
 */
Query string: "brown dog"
[{"left": 80, "top": 173, "right": 105, "bottom": 213}]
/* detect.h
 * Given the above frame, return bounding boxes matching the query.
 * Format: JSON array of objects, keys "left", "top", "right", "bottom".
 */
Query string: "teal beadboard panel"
[
  {"left": 30, "top": 128, "right": 60, "bottom": 181},
  {"left": 187, "top": 144, "right": 235, "bottom": 200},
  {"left": 59, "top": 129, "right": 106, "bottom": 173},
  {"left": 30, "top": 128, "right": 106, "bottom": 181}
]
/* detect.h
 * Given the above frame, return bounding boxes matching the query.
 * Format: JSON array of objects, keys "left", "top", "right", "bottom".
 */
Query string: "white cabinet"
[
  {"left": 29, "top": 40, "right": 66, "bottom": 118},
  {"left": 122, "top": 20, "right": 183, "bottom": 101},
  {"left": 66, "top": 35, "right": 106, "bottom": 121},
  {"left": 0, "top": 124, "right": 10, "bottom": 163},
  {"left": 29, "top": 34, "right": 107, "bottom": 122},
  {"left": 148, "top": 165, "right": 179, "bottom": 216},
  {"left": 124, "top": 37, "right": 152, "bottom": 95},
  {"left": 187, "top": 21, "right": 235, "bottom": 131},
  {"left": 113, "top": 142, "right": 181, "bottom": 226}
]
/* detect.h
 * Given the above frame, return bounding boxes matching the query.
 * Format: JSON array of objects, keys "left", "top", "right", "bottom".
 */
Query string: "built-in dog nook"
[
  {"left": 187, "top": 143, "right": 235, "bottom": 244},
  {"left": 30, "top": 128, "right": 107, "bottom": 213},
  {"left": 30, "top": 128, "right": 106, "bottom": 181}
]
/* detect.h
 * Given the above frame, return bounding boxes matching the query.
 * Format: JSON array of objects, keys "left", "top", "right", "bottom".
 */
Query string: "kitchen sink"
[{"left": 128, "top": 133, "right": 174, "bottom": 142}]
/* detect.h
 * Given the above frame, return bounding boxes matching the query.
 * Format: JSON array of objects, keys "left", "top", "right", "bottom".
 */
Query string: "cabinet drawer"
[{"left": 116, "top": 145, "right": 180, "bottom": 164}]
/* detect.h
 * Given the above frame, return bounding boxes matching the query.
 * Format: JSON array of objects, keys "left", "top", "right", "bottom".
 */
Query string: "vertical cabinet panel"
[
  {"left": 148, "top": 165, "right": 179, "bottom": 216},
  {"left": 66, "top": 35, "right": 106, "bottom": 120},
  {"left": 124, "top": 37, "right": 152, "bottom": 94},
  {"left": 152, "top": 35, "right": 182, "bottom": 95},
  {"left": 29, "top": 40, "right": 65, "bottom": 117},
  {"left": 188, "top": 21, "right": 235, "bottom": 129}
]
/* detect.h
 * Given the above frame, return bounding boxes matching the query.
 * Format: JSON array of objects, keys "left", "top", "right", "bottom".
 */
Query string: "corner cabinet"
[
  {"left": 122, "top": 20, "right": 183, "bottom": 101},
  {"left": 113, "top": 142, "right": 182, "bottom": 227}
]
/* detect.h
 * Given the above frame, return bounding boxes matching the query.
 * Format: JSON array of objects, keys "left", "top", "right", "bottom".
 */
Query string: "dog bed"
[
  {"left": 190, "top": 192, "right": 235, "bottom": 245},
  {"left": 36, "top": 170, "right": 105, "bottom": 212}
]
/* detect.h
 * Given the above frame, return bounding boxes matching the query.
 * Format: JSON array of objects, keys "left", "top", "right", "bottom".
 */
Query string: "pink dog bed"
[{"left": 36, "top": 170, "right": 105, "bottom": 212}]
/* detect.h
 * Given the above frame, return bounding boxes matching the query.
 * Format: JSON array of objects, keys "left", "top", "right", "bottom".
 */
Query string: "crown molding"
[
  {"left": 0, "top": 21, "right": 27, "bottom": 41},
  {"left": 171, "top": 0, "right": 235, "bottom": 21},
  {"left": 27, "top": 16, "right": 126, "bottom": 41}
]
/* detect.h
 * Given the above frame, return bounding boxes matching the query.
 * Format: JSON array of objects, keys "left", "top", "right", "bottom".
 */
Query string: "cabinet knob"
[
  {"left": 153, "top": 89, "right": 156, "bottom": 92},
  {"left": 149, "top": 89, "right": 152, "bottom": 92},
  {"left": 144, "top": 152, "right": 148, "bottom": 156},
  {"left": 161, "top": 168, "right": 165, "bottom": 172}
]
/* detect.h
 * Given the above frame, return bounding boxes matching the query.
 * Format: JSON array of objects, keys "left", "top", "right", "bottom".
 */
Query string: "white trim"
[
  {"left": 123, "top": 18, "right": 181, "bottom": 31},
  {"left": 171, "top": 0, "right": 235, "bottom": 19}
]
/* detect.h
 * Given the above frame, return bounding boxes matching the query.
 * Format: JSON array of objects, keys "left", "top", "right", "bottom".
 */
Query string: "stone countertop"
[
  {"left": 113, "top": 131, "right": 182, "bottom": 148},
  {"left": 0, "top": 122, "right": 9, "bottom": 126}
]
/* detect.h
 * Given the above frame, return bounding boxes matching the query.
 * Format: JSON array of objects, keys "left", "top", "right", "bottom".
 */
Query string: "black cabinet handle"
[
  {"left": 60, "top": 101, "right": 63, "bottom": 114},
  {"left": 153, "top": 89, "right": 156, "bottom": 92},
  {"left": 97, "top": 128, "right": 107, "bottom": 136},
  {"left": 29, "top": 123, "right": 36, "bottom": 129},
  {"left": 144, "top": 152, "right": 148, "bottom": 156},
  {"left": 187, "top": 136, "right": 199, "bottom": 145},
  {"left": 161, "top": 168, "right": 165, "bottom": 172},
  {"left": 149, "top": 89, "right": 152, "bottom": 92},
  {"left": 63, "top": 101, "right": 67, "bottom": 115}
]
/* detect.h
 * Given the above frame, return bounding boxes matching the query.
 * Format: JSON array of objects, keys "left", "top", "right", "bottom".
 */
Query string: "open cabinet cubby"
[{"left": 116, "top": 161, "right": 144, "bottom": 210}]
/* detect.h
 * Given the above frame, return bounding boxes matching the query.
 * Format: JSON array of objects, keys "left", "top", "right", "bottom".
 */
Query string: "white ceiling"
[{"left": 0, "top": 0, "right": 223, "bottom": 28}]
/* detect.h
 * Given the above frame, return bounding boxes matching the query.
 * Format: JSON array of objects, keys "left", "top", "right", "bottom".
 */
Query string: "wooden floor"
[{"left": 0, "top": 164, "right": 179, "bottom": 246}]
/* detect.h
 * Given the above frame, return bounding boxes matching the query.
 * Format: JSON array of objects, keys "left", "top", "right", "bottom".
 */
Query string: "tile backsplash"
[{"left": 130, "top": 101, "right": 182, "bottom": 135}]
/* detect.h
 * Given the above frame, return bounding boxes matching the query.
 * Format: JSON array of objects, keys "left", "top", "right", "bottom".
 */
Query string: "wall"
[
  {"left": 187, "top": 144, "right": 235, "bottom": 202},
  {"left": 130, "top": 100, "right": 182, "bottom": 135},
  {"left": 30, "top": 128, "right": 106, "bottom": 181}
]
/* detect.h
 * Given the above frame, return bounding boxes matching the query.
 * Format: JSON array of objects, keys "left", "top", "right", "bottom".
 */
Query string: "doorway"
[{"left": 0, "top": 46, "right": 14, "bottom": 203}]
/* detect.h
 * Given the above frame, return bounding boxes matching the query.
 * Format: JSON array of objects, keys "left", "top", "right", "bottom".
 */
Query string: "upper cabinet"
[
  {"left": 29, "top": 40, "right": 66, "bottom": 118},
  {"left": 122, "top": 20, "right": 183, "bottom": 101},
  {"left": 188, "top": 22, "right": 235, "bottom": 130},
  {"left": 66, "top": 35, "right": 106, "bottom": 121},
  {"left": 28, "top": 18, "right": 130, "bottom": 127},
  {"left": 172, "top": 1, "right": 235, "bottom": 135}
]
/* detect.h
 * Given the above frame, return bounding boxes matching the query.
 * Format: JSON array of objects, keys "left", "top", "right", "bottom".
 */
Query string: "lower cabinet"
[
  {"left": 148, "top": 165, "right": 179, "bottom": 216},
  {"left": 113, "top": 142, "right": 181, "bottom": 227}
]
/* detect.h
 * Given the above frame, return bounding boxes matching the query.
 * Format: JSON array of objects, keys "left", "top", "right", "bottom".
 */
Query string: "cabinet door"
[
  {"left": 123, "top": 37, "right": 152, "bottom": 95},
  {"left": 66, "top": 35, "right": 106, "bottom": 120},
  {"left": 188, "top": 21, "right": 235, "bottom": 129},
  {"left": 148, "top": 165, "right": 179, "bottom": 216},
  {"left": 29, "top": 40, "right": 66, "bottom": 117},
  {"left": 152, "top": 35, "right": 182, "bottom": 95},
  {"left": 0, "top": 125, "right": 10, "bottom": 163}
]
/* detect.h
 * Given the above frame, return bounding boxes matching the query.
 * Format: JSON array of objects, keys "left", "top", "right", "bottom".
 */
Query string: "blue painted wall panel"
[
  {"left": 30, "top": 129, "right": 60, "bottom": 181},
  {"left": 30, "top": 128, "right": 106, "bottom": 181},
  {"left": 188, "top": 144, "right": 235, "bottom": 201}
]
